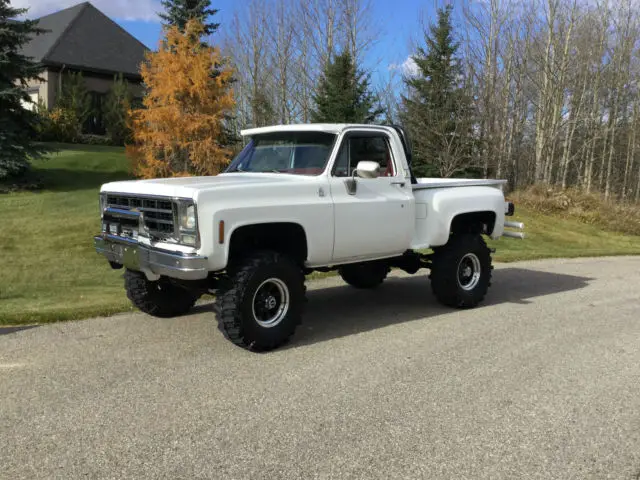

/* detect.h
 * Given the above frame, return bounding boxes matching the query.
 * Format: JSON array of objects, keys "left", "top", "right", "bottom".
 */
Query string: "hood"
[{"left": 100, "top": 172, "right": 316, "bottom": 199}]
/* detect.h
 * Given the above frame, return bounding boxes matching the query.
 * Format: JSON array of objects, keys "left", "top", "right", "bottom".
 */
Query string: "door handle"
[{"left": 391, "top": 181, "right": 406, "bottom": 187}]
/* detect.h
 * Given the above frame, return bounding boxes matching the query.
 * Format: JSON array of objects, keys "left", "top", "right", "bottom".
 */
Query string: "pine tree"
[
  {"left": 311, "top": 50, "right": 382, "bottom": 124},
  {"left": 126, "top": 20, "right": 235, "bottom": 178},
  {"left": 159, "top": 0, "right": 219, "bottom": 36},
  {"left": 401, "top": 5, "right": 475, "bottom": 178},
  {"left": 103, "top": 73, "right": 133, "bottom": 146},
  {"left": 56, "top": 71, "right": 91, "bottom": 129},
  {"left": 0, "top": 0, "right": 49, "bottom": 180}
]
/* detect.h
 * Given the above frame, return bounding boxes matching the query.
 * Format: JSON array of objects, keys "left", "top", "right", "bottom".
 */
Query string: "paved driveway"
[{"left": 1, "top": 257, "right": 639, "bottom": 479}]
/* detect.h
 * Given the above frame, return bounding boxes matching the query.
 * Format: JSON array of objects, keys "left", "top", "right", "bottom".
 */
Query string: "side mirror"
[
  {"left": 345, "top": 161, "right": 381, "bottom": 195},
  {"left": 355, "top": 161, "right": 380, "bottom": 179}
]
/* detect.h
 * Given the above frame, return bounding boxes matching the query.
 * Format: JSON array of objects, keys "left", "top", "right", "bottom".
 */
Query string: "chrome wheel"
[
  {"left": 251, "top": 278, "right": 290, "bottom": 328},
  {"left": 457, "top": 253, "right": 481, "bottom": 291}
]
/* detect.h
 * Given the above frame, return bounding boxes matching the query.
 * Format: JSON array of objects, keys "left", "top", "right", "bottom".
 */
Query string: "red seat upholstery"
[{"left": 383, "top": 150, "right": 394, "bottom": 177}]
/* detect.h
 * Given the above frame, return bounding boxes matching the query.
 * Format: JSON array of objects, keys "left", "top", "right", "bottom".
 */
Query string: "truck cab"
[{"left": 94, "top": 123, "right": 523, "bottom": 351}]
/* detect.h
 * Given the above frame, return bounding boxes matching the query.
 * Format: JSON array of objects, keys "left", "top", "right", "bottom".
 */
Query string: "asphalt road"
[{"left": 1, "top": 256, "right": 640, "bottom": 480}]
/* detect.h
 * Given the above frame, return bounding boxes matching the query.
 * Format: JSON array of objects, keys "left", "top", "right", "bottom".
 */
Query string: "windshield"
[{"left": 226, "top": 131, "right": 337, "bottom": 175}]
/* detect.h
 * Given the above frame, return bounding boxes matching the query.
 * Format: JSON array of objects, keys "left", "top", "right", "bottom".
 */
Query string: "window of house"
[
  {"left": 333, "top": 135, "right": 395, "bottom": 177},
  {"left": 83, "top": 91, "right": 107, "bottom": 135}
]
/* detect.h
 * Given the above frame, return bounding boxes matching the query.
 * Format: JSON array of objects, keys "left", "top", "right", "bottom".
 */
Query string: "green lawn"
[
  {"left": 2, "top": 144, "right": 640, "bottom": 325},
  {"left": 0, "top": 145, "right": 135, "bottom": 324},
  {"left": 487, "top": 209, "right": 640, "bottom": 262}
]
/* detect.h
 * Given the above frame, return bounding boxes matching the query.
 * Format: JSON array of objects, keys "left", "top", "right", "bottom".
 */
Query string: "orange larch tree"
[{"left": 127, "top": 19, "right": 235, "bottom": 178}]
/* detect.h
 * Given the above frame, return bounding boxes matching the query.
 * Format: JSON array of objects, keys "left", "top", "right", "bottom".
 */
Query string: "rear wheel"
[
  {"left": 430, "top": 234, "right": 492, "bottom": 308},
  {"left": 339, "top": 261, "right": 389, "bottom": 289},
  {"left": 215, "top": 251, "right": 305, "bottom": 351},
  {"left": 124, "top": 270, "right": 198, "bottom": 318}
]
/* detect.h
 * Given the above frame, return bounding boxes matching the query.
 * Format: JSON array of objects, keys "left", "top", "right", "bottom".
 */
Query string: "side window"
[
  {"left": 333, "top": 142, "right": 350, "bottom": 177},
  {"left": 332, "top": 135, "right": 395, "bottom": 177}
]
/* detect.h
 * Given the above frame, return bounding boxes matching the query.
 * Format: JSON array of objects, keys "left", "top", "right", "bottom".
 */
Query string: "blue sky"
[
  {"left": 116, "top": 0, "right": 429, "bottom": 70},
  {"left": 18, "top": 0, "right": 445, "bottom": 84}
]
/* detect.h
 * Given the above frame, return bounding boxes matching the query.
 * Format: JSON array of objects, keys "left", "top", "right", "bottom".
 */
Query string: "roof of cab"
[{"left": 240, "top": 123, "right": 393, "bottom": 136}]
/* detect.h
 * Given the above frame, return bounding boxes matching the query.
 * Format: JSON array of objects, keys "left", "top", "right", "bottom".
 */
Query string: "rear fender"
[{"left": 419, "top": 187, "right": 506, "bottom": 247}]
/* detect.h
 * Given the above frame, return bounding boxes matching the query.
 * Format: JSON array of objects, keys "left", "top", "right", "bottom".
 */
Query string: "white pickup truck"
[{"left": 94, "top": 123, "right": 524, "bottom": 350}]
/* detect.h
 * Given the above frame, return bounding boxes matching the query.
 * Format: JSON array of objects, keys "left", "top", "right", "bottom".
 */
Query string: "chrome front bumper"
[{"left": 94, "top": 234, "right": 209, "bottom": 280}]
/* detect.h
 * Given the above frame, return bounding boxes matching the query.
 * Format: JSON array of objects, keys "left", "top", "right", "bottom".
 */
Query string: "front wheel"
[
  {"left": 430, "top": 234, "right": 492, "bottom": 308},
  {"left": 215, "top": 251, "right": 305, "bottom": 351},
  {"left": 124, "top": 270, "right": 198, "bottom": 318}
]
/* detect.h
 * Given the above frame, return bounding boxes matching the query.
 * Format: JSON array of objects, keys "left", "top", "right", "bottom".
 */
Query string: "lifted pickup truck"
[{"left": 94, "top": 123, "right": 524, "bottom": 351}]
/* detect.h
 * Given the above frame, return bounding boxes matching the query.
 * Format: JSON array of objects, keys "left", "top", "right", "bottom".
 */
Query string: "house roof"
[{"left": 20, "top": 2, "right": 148, "bottom": 78}]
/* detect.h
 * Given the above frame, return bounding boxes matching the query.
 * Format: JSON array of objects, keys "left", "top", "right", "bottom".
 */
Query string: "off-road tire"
[
  {"left": 430, "top": 234, "right": 492, "bottom": 308},
  {"left": 339, "top": 261, "right": 390, "bottom": 289},
  {"left": 124, "top": 269, "right": 198, "bottom": 318},
  {"left": 215, "top": 251, "right": 305, "bottom": 351}
]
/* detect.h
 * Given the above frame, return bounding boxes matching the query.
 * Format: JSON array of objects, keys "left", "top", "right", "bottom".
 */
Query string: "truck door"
[{"left": 328, "top": 130, "right": 415, "bottom": 262}]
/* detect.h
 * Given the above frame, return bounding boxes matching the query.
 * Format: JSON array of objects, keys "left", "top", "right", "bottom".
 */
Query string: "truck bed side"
[{"left": 411, "top": 184, "right": 506, "bottom": 249}]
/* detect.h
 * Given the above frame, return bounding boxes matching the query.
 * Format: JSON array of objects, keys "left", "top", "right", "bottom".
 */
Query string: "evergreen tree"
[
  {"left": 312, "top": 50, "right": 382, "bottom": 124},
  {"left": 401, "top": 5, "right": 475, "bottom": 178},
  {"left": 0, "top": 0, "right": 49, "bottom": 180},
  {"left": 56, "top": 71, "right": 91, "bottom": 129},
  {"left": 103, "top": 73, "right": 133, "bottom": 145},
  {"left": 159, "top": 0, "right": 219, "bottom": 36}
]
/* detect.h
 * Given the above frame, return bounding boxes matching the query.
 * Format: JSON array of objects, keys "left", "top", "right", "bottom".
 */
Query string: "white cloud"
[
  {"left": 13, "top": 0, "right": 162, "bottom": 22},
  {"left": 401, "top": 56, "right": 419, "bottom": 77},
  {"left": 389, "top": 56, "right": 419, "bottom": 78}
]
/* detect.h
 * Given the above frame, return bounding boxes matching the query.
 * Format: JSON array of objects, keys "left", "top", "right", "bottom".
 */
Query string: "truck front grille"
[{"left": 105, "top": 194, "right": 175, "bottom": 237}]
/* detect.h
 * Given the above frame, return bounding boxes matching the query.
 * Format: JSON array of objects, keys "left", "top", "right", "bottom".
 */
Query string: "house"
[{"left": 20, "top": 1, "right": 148, "bottom": 133}]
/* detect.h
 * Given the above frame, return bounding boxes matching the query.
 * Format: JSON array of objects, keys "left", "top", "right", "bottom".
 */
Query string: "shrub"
[
  {"left": 511, "top": 185, "right": 640, "bottom": 236},
  {"left": 77, "top": 134, "right": 114, "bottom": 146},
  {"left": 103, "top": 73, "right": 133, "bottom": 146},
  {"left": 57, "top": 72, "right": 92, "bottom": 128},
  {"left": 36, "top": 106, "right": 81, "bottom": 143}
]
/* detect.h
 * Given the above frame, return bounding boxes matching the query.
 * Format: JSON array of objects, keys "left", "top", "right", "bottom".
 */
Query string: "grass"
[
  {"left": 0, "top": 144, "right": 135, "bottom": 325},
  {"left": 1, "top": 144, "right": 640, "bottom": 325},
  {"left": 487, "top": 209, "right": 640, "bottom": 262}
]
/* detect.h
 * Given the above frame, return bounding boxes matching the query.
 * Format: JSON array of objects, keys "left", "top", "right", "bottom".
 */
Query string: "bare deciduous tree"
[
  {"left": 224, "top": 0, "right": 377, "bottom": 131},
  {"left": 223, "top": 0, "right": 640, "bottom": 201}
]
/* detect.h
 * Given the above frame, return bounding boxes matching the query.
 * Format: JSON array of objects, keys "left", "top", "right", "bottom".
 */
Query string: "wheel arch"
[
  {"left": 423, "top": 186, "right": 506, "bottom": 246},
  {"left": 227, "top": 222, "right": 309, "bottom": 267},
  {"left": 450, "top": 210, "right": 498, "bottom": 236}
]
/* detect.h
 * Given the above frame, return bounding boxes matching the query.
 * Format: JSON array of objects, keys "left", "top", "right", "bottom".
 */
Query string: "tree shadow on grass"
[
  {"left": 282, "top": 267, "right": 592, "bottom": 348},
  {"left": 42, "top": 143, "right": 125, "bottom": 154},
  {"left": 35, "top": 168, "right": 132, "bottom": 192}
]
